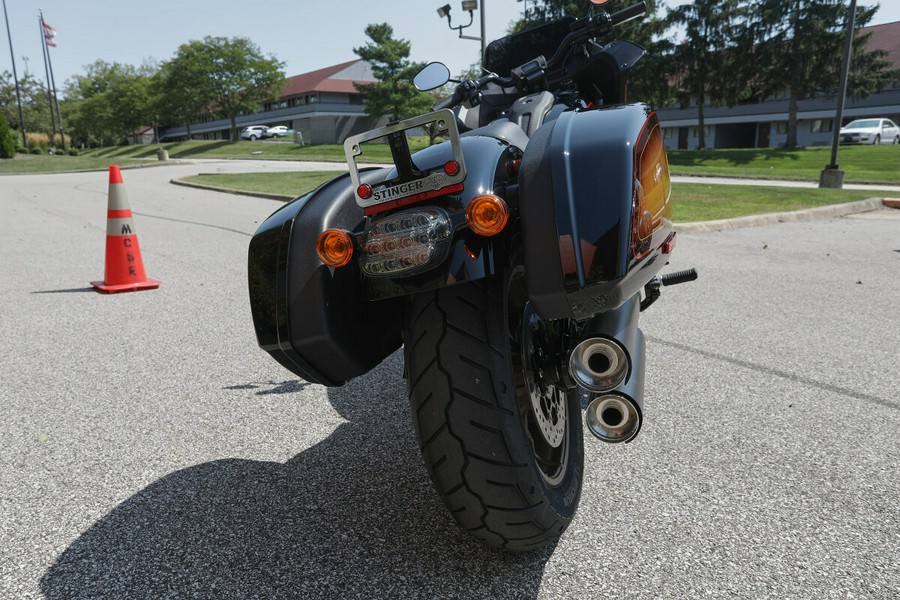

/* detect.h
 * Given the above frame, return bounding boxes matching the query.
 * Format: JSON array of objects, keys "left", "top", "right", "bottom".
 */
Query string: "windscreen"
[{"left": 483, "top": 17, "right": 576, "bottom": 76}]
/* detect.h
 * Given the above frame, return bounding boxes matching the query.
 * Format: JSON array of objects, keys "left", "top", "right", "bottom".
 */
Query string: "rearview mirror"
[{"left": 414, "top": 62, "right": 451, "bottom": 91}]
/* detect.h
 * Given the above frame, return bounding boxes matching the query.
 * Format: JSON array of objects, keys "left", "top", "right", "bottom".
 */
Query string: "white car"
[
  {"left": 267, "top": 125, "right": 290, "bottom": 138},
  {"left": 240, "top": 125, "right": 269, "bottom": 141},
  {"left": 838, "top": 118, "right": 900, "bottom": 145}
]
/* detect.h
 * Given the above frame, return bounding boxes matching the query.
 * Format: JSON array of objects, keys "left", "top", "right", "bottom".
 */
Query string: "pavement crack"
[{"left": 648, "top": 335, "right": 897, "bottom": 411}]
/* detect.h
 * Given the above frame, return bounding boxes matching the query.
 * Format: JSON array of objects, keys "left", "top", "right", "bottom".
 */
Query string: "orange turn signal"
[
  {"left": 466, "top": 195, "right": 509, "bottom": 236},
  {"left": 316, "top": 229, "right": 354, "bottom": 267}
]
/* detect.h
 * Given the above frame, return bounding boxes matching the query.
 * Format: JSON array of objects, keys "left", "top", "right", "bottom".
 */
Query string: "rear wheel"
[{"left": 404, "top": 266, "right": 584, "bottom": 551}]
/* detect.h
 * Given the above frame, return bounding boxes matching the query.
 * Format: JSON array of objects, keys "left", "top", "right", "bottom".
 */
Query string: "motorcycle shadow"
[{"left": 40, "top": 352, "right": 554, "bottom": 599}]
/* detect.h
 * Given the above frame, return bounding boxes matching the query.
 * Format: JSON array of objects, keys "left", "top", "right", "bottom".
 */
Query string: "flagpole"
[
  {"left": 2, "top": 0, "right": 27, "bottom": 147},
  {"left": 39, "top": 13, "right": 57, "bottom": 145},
  {"left": 39, "top": 10, "right": 66, "bottom": 153}
]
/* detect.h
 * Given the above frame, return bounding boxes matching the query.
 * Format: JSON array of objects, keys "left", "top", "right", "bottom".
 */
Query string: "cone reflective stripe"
[{"left": 91, "top": 166, "right": 160, "bottom": 293}]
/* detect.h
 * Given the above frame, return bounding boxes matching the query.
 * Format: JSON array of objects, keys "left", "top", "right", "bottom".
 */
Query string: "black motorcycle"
[{"left": 248, "top": 0, "right": 695, "bottom": 551}]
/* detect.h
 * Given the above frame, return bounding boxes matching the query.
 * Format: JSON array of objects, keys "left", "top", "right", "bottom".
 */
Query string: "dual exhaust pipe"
[{"left": 567, "top": 296, "right": 645, "bottom": 444}]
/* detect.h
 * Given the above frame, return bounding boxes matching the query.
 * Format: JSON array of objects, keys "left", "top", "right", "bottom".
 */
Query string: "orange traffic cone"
[{"left": 91, "top": 166, "right": 160, "bottom": 293}]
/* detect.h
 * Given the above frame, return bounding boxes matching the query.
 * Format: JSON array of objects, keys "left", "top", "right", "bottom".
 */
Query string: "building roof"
[
  {"left": 279, "top": 59, "right": 375, "bottom": 98},
  {"left": 862, "top": 21, "right": 900, "bottom": 69}
]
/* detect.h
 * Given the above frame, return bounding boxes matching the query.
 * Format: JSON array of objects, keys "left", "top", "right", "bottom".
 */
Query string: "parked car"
[
  {"left": 240, "top": 125, "right": 269, "bottom": 141},
  {"left": 266, "top": 125, "right": 289, "bottom": 138},
  {"left": 839, "top": 118, "right": 900, "bottom": 145}
]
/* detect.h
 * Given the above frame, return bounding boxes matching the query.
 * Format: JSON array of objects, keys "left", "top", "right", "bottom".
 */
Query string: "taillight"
[
  {"left": 632, "top": 114, "right": 672, "bottom": 258},
  {"left": 358, "top": 208, "right": 452, "bottom": 277},
  {"left": 316, "top": 229, "right": 354, "bottom": 267},
  {"left": 466, "top": 195, "right": 509, "bottom": 236}
]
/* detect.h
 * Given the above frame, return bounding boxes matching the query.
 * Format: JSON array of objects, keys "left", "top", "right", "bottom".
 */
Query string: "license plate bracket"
[{"left": 344, "top": 109, "right": 466, "bottom": 211}]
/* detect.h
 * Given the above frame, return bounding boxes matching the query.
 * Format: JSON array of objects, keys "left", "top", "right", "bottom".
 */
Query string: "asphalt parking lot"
[{"left": 1, "top": 161, "right": 898, "bottom": 599}]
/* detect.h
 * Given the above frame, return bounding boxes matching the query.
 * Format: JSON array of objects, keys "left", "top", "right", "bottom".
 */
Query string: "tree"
[
  {"left": 751, "top": 0, "right": 894, "bottom": 148},
  {"left": 353, "top": 24, "right": 434, "bottom": 122},
  {"left": 0, "top": 112, "right": 15, "bottom": 158},
  {"left": 668, "top": 0, "right": 748, "bottom": 149},
  {"left": 160, "top": 37, "right": 285, "bottom": 141},
  {"left": 63, "top": 61, "right": 155, "bottom": 146},
  {"left": 1, "top": 72, "right": 54, "bottom": 138}
]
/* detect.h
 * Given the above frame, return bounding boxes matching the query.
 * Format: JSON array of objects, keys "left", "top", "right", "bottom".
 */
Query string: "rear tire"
[{"left": 404, "top": 266, "right": 584, "bottom": 551}]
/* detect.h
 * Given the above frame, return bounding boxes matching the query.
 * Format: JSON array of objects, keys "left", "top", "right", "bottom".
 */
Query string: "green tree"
[
  {"left": 63, "top": 61, "right": 155, "bottom": 146},
  {"left": 1, "top": 72, "right": 54, "bottom": 139},
  {"left": 751, "top": 0, "right": 893, "bottom": 148},
  {"left": 353, "top": 23, "right": 434, "bottom": 122},
  {"left": 161, "top": 36, "right": 285, "bottom": 141},
  {"left": 0, "top": 112, "right": 16, "bottom": 158},
  {"left": 668, "top": 0, "right": 748, "bottom": 149}
]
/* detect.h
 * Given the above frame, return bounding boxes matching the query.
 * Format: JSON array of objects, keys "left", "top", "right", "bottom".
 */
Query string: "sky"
[{"left": 2, "top": 0, "right": 899, "bottom": 91}]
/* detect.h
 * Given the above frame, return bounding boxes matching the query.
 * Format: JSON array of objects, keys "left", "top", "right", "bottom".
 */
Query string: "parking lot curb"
[
  {"left": 170, "top": 177, "right": 294, "bottom": 202},
  {"left": 675, "top": 197, "right": 887, "bottom": 233}
]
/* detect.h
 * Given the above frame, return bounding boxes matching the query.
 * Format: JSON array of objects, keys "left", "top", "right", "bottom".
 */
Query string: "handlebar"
[
  {"left": 610, "top": 1, "right": 647, "bottom": 26},
  {"left": 433, "top": 90, "right": 463, "bottom": 111},
  {"left": 433, "top": 0, "right": 647, "bottom": 110}
]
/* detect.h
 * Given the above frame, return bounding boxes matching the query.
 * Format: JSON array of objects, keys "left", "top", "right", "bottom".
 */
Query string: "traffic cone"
[{"left": 91, "top": 166, "right": 160, "bottom": 293}]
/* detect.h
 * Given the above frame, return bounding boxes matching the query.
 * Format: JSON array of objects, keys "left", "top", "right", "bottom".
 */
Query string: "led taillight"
[
  {"left": 358, "top": 208, "right": 452, "bottom": 277},
  {"left": 357, "top": 184, "right": 373, "bottom": 199},
  {"left": 316, "top": 229, "right": 354, "bottom": 267},
  {"left": 466, "top": 195, "right": 509, "bottom": 236}
]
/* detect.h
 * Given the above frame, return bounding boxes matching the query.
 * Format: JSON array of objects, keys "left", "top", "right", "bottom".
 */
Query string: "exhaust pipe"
[
  {"left": 568, "top": 337, "right": 628, "bottom": 392},
  {"left": 585, "top": 394, "right": 641, "bottom": 443},
  {"left": 572, "top": 294, "right": 647, "bottom": 444}
]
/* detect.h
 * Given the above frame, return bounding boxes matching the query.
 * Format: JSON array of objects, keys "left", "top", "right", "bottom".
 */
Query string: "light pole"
[
  {"left": 819, "top": 0, "right": 857, "bottom": 189},
  {"left": 2, "top": 0, "right": 27, "bottom": 147},
  {"left": 437, "top": 0, "right": 487, "bottom": 63}
]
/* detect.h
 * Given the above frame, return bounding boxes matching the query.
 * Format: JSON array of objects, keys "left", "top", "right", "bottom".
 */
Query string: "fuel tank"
[{"left": 518, "top": 103, "right": 674, "bottom": 321}]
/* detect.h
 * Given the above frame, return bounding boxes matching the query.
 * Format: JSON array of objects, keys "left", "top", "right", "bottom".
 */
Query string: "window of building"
[
  {"left": 811, "top": 119, "right": 833, "bottom": 133},
  {"left": 776, "top": 122, "right": 788, "bottom": 134},
  {"left": 663, "top": 128, "right": 674, "bottom": 139},
  {"left": 691, "top": 126, "right": 711, "bottom": 138}
]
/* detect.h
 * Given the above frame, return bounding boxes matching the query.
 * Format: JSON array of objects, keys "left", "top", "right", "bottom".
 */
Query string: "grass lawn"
[
  {"left": 672, "top": 183, "right": 880, "bottom": 222},
  {"left": 182, "top": 171, "right": 344, "bottom": 197},
  {"left": 7, "top": 141, "right": 898, "bottom": 182},
  {"left": 179, "top": 171, "right": 885, "bottom": 222},
  {"left": 667, "top": 144, "right": 900, "bottom": 183},
  {"left": 80, "top": 138, "right": 429, "bottom": 163},
  {"left": 0, "top": 153, "right": 154, "bottom": 174}
]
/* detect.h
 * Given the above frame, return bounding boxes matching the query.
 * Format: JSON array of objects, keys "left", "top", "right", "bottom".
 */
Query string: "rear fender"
[{"left": 365, "top": 134, "right": 518, "bottom": 300}]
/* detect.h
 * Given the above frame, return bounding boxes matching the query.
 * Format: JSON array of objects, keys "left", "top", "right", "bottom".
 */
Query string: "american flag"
[{"left": 42, "top": 19, "right": 57, "bottom": 47}]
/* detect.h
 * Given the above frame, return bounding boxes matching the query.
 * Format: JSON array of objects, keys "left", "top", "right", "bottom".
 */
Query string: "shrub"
[
  {"left": 51, "top": 133, "right": 72, "bottom": 149},
  {"left": 26, "top": 132, "right": 50, "bottom": 152},
  {"left": 68, "top": 147, "right": 79, "bottom": 156},
  {"left": 0, "top": 113, "right": 15, "bottom": 159}
]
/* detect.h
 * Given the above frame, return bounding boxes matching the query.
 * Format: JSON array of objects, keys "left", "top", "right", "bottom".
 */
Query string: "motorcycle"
[{"left": 248, "top": 0, "right": 696, "bottom": 551}]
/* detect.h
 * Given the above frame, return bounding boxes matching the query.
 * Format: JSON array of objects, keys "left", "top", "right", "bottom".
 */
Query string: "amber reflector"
[
  {"left": 316, "top": 229, "right": 354, "bottom": 267},
  {"left": 466, "top": 195, "right": 509, "bottom": 236}
]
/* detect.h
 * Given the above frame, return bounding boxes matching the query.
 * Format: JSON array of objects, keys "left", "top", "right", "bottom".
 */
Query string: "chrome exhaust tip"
[
  {"left": 585, "top": 394, "right": 641, "bottom": 443},
  {"left": 568, "top": 337, "right": 628, "bottom": 393}
]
